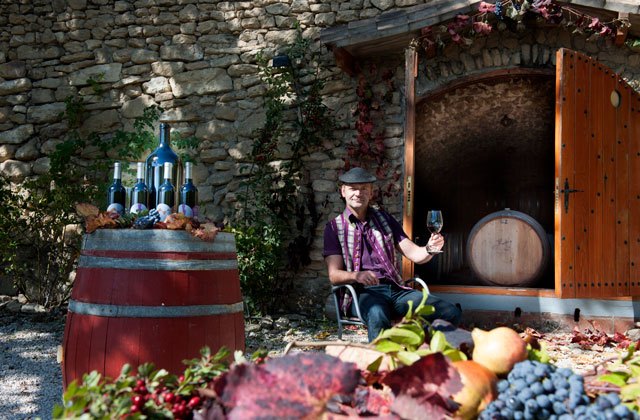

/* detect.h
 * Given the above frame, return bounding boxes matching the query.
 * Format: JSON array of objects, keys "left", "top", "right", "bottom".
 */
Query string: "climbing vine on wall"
[
  {"left": 346, "top": 65, "right": 402, "bottom": 199},
  {"left": 235, "top": 25, "right": 336, "bottom": 314}
]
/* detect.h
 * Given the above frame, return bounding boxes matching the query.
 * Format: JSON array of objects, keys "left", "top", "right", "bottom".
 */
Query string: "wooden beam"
[
  {"left": 402, "top": 46, "right": 418, "bottom": 280},
  {"left": 331, "top": 47, "right": 358, "bottom": 77},
  {"left": 615, "top": 12, "right": 629, "bottom": 47}
]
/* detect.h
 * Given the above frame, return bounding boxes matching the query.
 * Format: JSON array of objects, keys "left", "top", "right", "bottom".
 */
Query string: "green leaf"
[
  {"left": 396, "top": 351, "right": 421, "bottom": 366},
  {"left": 599, "top": 372, "right": 630, "bottom": 387},
  {"left": 376, "top": 326, "right": 423, "bottom": 347},
  {"left": 366, "top": 356, "right": 384, "bottom": 373},
  {"left": 443, "top": 348, "right": 467, "bottom": 362},
  {"left": 430, "top": 331, "right": 447, "bottom": 352},
  {"left": 621, "top": 383, "right": 640, "bottom": 401},
  {"left": 416, "top": 304, "right": 435, "bottom": 317},
  {"left": 375, "top": 339, "right": 405, "bottom": 353}
]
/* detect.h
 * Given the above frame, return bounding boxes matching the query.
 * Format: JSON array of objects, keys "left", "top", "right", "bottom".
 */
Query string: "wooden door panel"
[
  {"left": 556, "top": 48, "right": 640, "bottom": 298},
  {"left": 587, "top": 56, "right": 604, "bottom": 298},
  {"left": 601, "top": 64, "right": 617, "bottom": 297},
  {"left": 555, "top": 49, "right": 576, "bottom": 297},
  {"left": 615, "top": 79, "right": 631, "bottom": 296},
  {"left": 572, "top": 54, "right": 590, "bottom": 297},
  {"left": 630, "top": 94, "right": 640, "bottom": 295}
]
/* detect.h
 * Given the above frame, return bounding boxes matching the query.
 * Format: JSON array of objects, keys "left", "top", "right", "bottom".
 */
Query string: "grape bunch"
[
  {"left": 494, "top": 0, "right": 503, "bottom": 19},
  {"left": 479, "top": 360, "right": 638, "bottom": 420},
  {"left": 132, "top": 209, "right": 161, "bottom": 229}
]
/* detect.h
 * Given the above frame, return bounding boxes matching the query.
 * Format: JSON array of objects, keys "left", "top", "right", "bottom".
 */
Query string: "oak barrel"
[
  {"left": 61, "top": 229, "right": 244, "bottom": 388},
  {"left": 466, "top": 209, "right": 550, "bottom": 287}
]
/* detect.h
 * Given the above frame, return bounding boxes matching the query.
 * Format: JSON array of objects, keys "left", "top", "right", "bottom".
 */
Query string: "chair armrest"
[
  {"left": 406, "top": 277, "right": 429, "bottom": 294},
  {"left": 331, "top": 284, "right": 363, "bottom": 320}
]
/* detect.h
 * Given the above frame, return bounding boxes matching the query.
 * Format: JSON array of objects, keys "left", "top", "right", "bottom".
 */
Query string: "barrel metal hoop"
[
  {"left": 68, "top": 300, "right": 244, "bottom": 317},
  {"left": 78, "top": 255, "right": 238, "bottom": 271}
]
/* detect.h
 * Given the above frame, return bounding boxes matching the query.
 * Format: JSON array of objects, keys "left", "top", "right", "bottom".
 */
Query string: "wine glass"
[{"left": 426, "top": 210, "right": 444, "bottom": 253}]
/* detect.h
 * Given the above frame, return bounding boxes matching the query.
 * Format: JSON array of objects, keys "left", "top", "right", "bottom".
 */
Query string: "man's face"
[{"left": 341, "top": 183, "right": 373, "bottom": 212}]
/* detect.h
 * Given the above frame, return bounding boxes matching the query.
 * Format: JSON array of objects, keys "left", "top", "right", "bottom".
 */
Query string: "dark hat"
[{"left": 338, "top": 167, "right": 377, "bottom": 184}]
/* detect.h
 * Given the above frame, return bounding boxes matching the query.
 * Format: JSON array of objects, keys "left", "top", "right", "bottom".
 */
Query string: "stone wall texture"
[{"left": 1, "top": 0, "right": 638, "bottom": 314}]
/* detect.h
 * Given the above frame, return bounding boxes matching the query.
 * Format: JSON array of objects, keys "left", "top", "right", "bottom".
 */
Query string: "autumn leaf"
[
  {"left": 85, "top": 213, "right": 117, "bottom": 233},
  {"left": 164, "top": 213, "right": 190, "bottom": 230},
  {"left": 218, "top": 353, "right": 359, "bottom": 419},
  {"left": 75, "top": 202, "right": 99, "bottom": 217},
  {"left": 191, "top": 223, "right": 220, "bottom": 241},
  {"left": 381, "top": 353, "right": 462, "bottom": 420}
]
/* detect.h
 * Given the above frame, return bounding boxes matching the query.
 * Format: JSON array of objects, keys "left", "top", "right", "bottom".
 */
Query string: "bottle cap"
[{"left": 163, "top": 161, "right": 173, "bottom": 178}]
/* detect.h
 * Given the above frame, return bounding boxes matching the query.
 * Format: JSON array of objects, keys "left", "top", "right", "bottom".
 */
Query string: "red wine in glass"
[{"left": 426, "top": 210, "right": 443, "bottom": 253}]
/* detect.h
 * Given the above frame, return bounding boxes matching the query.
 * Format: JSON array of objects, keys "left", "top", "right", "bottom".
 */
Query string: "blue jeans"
[{"left": 350, "top": 283, "right": 462, "bottom": 342}]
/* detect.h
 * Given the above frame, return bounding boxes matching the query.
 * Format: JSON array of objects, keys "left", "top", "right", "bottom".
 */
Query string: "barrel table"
[
  {"left": 61, "top": 229, "right": 244, "bottom": 388},
  {"left": 466, "top": 209, "right": 550, "bottom": 287}
]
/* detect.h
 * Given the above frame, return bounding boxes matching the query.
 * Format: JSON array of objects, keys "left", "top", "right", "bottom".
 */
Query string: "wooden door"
[{"left": 555, "top": 48, "right": 640, "bottom": 298}]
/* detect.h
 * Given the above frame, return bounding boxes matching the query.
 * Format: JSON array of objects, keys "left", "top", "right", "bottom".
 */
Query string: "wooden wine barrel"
[
  {"left": 61, "top": 229, "right": 244, "bottom": 388},
  {"left": 466, "top": 209, "right": 550, "bottom": 287}
]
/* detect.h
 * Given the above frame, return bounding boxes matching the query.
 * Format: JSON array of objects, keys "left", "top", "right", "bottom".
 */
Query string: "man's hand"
[
  {"left": 426, "top": 233, "right": 445, "bottom": 253},
  {"left": 355, "top": 271, "right": 379, "bottom": 286}
]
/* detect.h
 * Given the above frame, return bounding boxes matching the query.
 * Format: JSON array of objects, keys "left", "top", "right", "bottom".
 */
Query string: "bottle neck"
[
  {"left": 158, "top": 123, "right": 171, "bottom": 148},
  {"left": 136, "top": 162, "right": 145, "bottom": 182},
  {"left": 113, "top": 163, "right": 122, "bottom": 181}
]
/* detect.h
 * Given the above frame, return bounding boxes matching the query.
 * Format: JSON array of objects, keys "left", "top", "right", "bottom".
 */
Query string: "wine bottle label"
[
  {"left": 107, "top": 203, "right": 124, "bottom": 215},
  {"left": 178, "top": 204, "right": 197, "bottom": 218},
  {"left": 156, "top": 203, "right": 171, "bottom": 221},
  {"left": 130, "top": 203, "right": 148, "bottom": 214}
]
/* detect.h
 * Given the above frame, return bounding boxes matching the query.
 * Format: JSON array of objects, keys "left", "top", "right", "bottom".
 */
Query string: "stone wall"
[
  {"left": 1, "top": 0, "right": 638, "bottom": 314},
  {"left": 0, "top": 0, "right": 417, "bottom": 314}
]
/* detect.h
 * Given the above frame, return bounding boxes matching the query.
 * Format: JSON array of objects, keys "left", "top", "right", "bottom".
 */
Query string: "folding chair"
[{"left": 331, "top": 277, "right": 429, "bottom": 340}]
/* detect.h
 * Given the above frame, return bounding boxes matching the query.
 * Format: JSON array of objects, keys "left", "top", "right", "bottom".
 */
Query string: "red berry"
[
  {"left": 188, "top": 396, "right": 201, "bottom": 408},
  {"left": 164, "top": 392, "right": 175, "bottom": 403},
  {"left": 136, "top": 379, "right": 145, "bottom": 387}
]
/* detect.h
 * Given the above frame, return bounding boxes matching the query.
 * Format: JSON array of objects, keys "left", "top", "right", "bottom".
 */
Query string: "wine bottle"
[
  {"left": 148, "top": 165, "right": 160, "bottom": 209},
  {"left": 178, "top": 162, "right": 199, "bottom": 218},
  {"left": 156, "top": 162, "right": 175, "bottom": 222},
  {"left": 106, "top": 161, "right": 126, "bottom": 215},
  {"left": 146, "top": 122, "right": 180, "bottom": 208},
  {"left": 129, "top": 162, "right": 149, "bottom": 214}
]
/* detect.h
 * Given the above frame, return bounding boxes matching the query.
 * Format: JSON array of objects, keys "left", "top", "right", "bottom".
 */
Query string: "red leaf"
[
  {"left": 353, "top": 386, "right": 395, "bottom": 416},
  {"left": 219, "top": 353, "right": 360, "bottom": 419},
  {"left": 381, "top": 353, "right": 462, "bottom": 420}
]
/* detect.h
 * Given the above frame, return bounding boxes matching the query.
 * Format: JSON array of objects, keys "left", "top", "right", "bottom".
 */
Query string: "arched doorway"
[{"left": 413, "top": 71, "right": 555, "bottom": 289}]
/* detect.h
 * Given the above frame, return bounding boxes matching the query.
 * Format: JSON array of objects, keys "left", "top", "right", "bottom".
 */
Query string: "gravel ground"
[
  {"left": 0, "top": 311, "right": 66, "bottom": 420},
  {"left": 0, "top": 306, "right": 631, "bottom": 420}
]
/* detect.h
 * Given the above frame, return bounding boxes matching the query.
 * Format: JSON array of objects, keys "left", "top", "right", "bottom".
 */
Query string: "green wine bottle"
[
  {"left": 156, "top": 162, "right": 175, "bottom": 222},
  {"left": 106, "top": 161, "right": 126, "bottom": 215}
]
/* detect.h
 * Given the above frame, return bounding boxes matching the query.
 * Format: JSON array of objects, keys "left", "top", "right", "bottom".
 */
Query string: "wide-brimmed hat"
[{"left": 338, "top": 167, "right": 377, "bottom": 184}]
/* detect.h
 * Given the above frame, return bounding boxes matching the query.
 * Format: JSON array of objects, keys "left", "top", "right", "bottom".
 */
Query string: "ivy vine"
[
  {"left": 346, "top": 65, "right": 402, "bottom": 199},
  {"left": 235, "top": 25, "right": 336, "bottom": 315},
  {"left": 416, "top": 0, "right": 629, "bottom": 55}
]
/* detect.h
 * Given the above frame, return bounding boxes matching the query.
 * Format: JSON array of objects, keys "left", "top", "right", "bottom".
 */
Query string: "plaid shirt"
[{"left": 323, "top": 207, "right": 410, "bottom": 314}]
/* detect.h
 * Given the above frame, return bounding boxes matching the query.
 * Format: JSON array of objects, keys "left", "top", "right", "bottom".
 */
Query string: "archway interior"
[{"left": 413, "top": 75, "right": 555, "bottom": 288}]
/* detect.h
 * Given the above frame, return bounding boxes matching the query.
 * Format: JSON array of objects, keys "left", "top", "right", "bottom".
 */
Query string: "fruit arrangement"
[
  {"left": 75, "top": 203, "right": 220, "bottom": 241},
  {"left": 54, "top": 288, "right": 640, "bottom": 419}
]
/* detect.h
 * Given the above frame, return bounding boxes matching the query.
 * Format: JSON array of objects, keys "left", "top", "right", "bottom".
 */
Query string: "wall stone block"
[
  {"left": 68, "top": 63, "right": 122, "bottom": 85},
  {"left": 169, "top": 68, "right": 232, "bottom": 97},
  {"left": 0, "top": 159, "right": 31, "bottom": 181},
  {"left": 26, "top": 102, "right": 66, "bottom": 124},
  {"left": 0, "top": 145, "right": 17, "bottom": 162},
  {"left": 0, "top": 78, "right": 31, "bottom": 96},
  {"left": 0, "top": 61, "right": 26, "bottom": 79},
  {"left": 1, "top": 124, "right": 34, "bottom": 145},
  {"left": 160, "top": 44, "right": 204, "bottom": 61},
  {"left": 121, "top": 94, "right": 155, "bottom": 119}
]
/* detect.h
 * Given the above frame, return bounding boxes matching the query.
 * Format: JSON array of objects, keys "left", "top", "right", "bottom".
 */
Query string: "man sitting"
[{"left": 323, "top": 167, "right": 462, "bottom": 342}]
